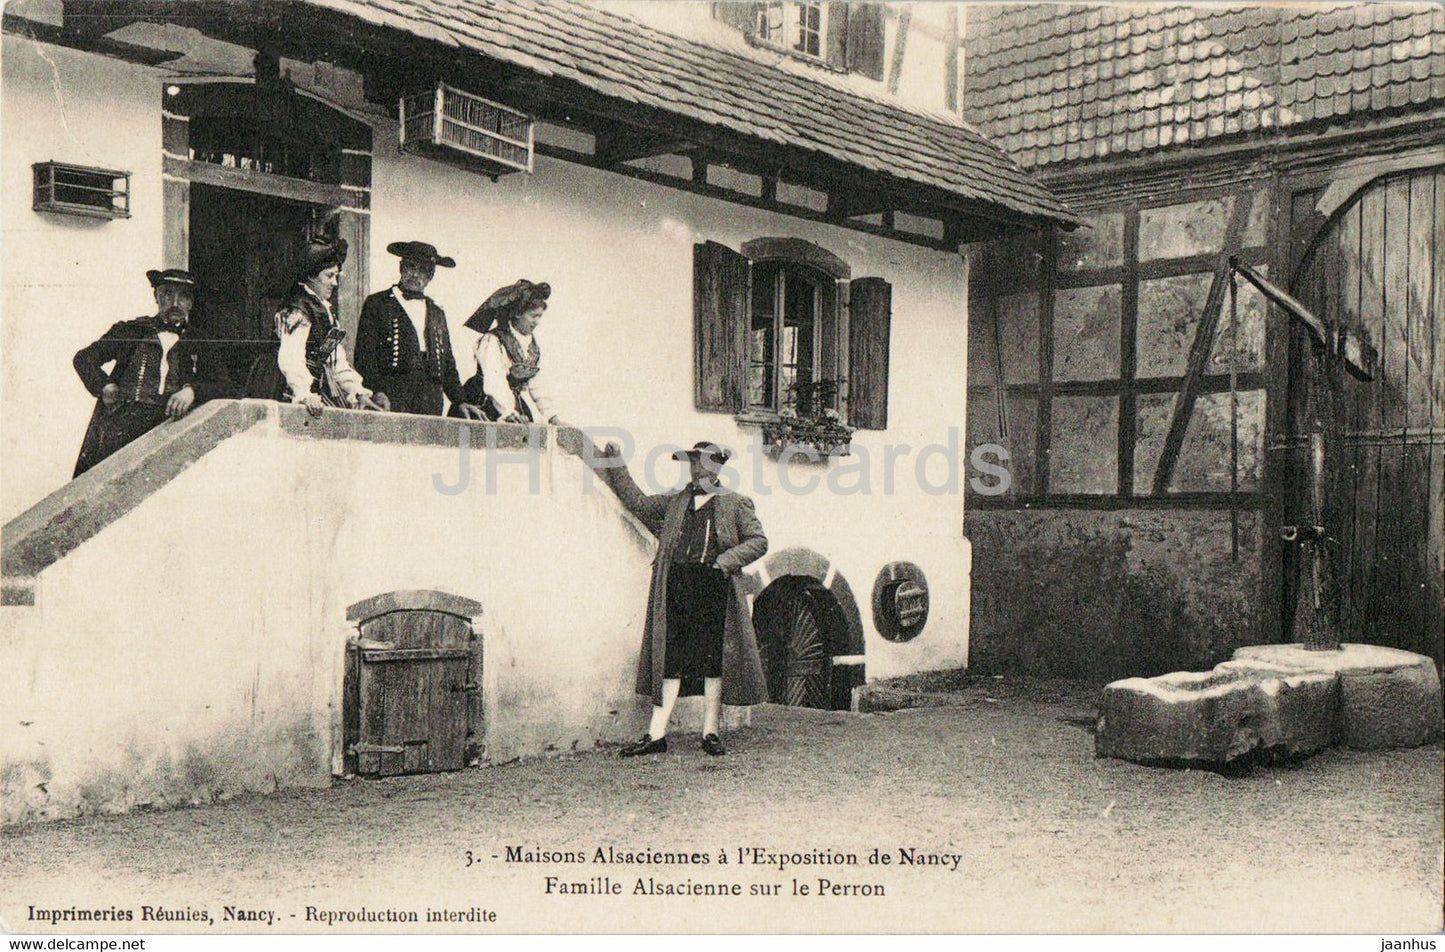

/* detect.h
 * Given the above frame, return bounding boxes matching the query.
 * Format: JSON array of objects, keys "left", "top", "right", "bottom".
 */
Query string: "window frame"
[
  {"left": 750, "top": 1, "right": 834, "bottom": 66},
  {"left": 748, "top": 260, "right": 825, "bottom": 415}
]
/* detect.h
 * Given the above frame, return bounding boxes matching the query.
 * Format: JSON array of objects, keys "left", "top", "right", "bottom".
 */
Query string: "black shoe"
[
  {"left": 620, "top": 734, "right": 667, "bottom": 758},
  {"left": 700, "top": 733, "right": 726, "bottom": 756}
]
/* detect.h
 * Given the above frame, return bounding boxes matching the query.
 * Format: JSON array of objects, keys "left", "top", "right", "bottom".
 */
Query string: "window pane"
[
  {"left": 750, "top": 320, "right": 773, "bottom": 364},
  {"left": 757, "top": 1, "right": 784, "bottom": 41},
  {"left": 781, "top": 323, "right": 798, "bottom": 366},
  {"left": 751, "top": 266, "right": 776, "bottom": 366},
  {"left": 748, "top": 363, "right": 772, "bottom": 408},
  {"left": 795, "top": 2, "right": 822, "bottom": 56},
  {"left": 1050, "top": 396, "right": 1118, "bottom": 494}
]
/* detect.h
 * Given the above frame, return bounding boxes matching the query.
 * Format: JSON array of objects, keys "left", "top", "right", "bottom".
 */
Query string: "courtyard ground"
[{"left": 1, "top": 677, "right": 1440, "bottom": 935}]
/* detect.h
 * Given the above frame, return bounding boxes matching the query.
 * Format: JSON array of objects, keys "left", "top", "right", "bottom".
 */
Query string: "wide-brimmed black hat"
[
  {"left": 146, "top": 268, "right": 196, "bottom": 289},
  {"left": 387, "top": 240, "right": 456, "bottom": 268},
  {"left": 673, "top": 441, "right": 732, "bottom": 465},
  {"left": 299, "top": 237, "right": 348, "bottom": 278},
  {"left": 465, "top": 279, "right": 551, "bottom": 333}
]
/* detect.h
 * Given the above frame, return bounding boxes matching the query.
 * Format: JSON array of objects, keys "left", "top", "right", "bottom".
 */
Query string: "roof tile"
[
  {"left": 308, "top": 0, "right": 1076, "bottom": 221},
  {"left": 966, "top": 3, "right": 1445, "bottom": 168}
]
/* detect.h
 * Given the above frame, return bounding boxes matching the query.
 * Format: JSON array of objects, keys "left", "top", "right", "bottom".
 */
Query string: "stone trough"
[{"left": 1096, "top": 644, "right": 1442, "bottom": 765}]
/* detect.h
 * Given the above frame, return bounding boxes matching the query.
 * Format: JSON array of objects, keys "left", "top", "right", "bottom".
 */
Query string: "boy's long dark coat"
[{"left": 606, "top": 465, "right": 769, "bottom": 706}]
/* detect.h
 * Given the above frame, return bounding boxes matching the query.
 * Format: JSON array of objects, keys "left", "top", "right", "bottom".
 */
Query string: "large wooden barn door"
[{"left": 1286, "top": 168, "right": 1444, "bottom": 664}]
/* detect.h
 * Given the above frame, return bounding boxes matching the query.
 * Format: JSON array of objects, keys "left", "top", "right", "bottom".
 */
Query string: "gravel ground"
[{"left": 2, "top": 677, "right": 1440, "bottom": 935}]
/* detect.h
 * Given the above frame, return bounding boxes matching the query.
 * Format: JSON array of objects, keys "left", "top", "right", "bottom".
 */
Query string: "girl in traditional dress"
[{"left": 456, "top": 279, "right": 561, "bottom": 424}]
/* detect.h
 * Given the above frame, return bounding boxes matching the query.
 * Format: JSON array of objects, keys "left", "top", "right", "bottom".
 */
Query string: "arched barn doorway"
[
  {"left": 1281, "top": 165, "right": 1444, "bottom": 666},
  {"left": 753, "top": 575, "right": 856, "bottom": 710}
]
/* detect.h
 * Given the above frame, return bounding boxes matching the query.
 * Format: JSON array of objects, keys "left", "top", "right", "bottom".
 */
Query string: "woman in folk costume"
[
  {"left": 457, "top": 279, "right": 561, "bottom": 424},
  {"left": 248, "top": 237, "right": 387, "bottom": 416},
  {"left": 594, "top": 440, "right": 769, "bottom": 757}
]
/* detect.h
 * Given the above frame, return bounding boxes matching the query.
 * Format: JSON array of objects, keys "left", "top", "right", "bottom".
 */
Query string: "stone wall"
[{"left": 966, "top": 508, "right": 1262, "bottom": 682}]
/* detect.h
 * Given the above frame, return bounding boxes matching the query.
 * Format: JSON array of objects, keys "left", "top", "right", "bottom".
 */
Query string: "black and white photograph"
[{"left": 1, "top": 0, "right": 1441, "bottom": 942}]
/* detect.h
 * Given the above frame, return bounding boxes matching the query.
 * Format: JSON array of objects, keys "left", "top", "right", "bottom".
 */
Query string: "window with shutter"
[
  {"left": 695, "top": 239, "right": 888, "bottom": 430},
  {"left": 848, "top": 276, "right": 892, "bottom": 429},
  {"left": 713, "top": 1, "right": 875, "bottom": 76}
]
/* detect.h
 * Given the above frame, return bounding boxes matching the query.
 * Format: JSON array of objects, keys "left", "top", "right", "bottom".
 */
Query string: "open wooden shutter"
[
  {"left": 848, "top": 276, "right": 891, "bottom": 429},
  {"left": 846, "top": 3, "right": 887, "bottom": 81},
  {"left": 825, "top": 4, "right": 850, "bottom": 70},
  {"left": 713, "top": 1, "right": 759, "bottom": 35},
  {"left": 694, "top": 241, "right": 751, "bottom": 413}
]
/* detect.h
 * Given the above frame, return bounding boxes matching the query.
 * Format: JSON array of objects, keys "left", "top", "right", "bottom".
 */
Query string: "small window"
[
  {"left": 32, "top": 162, "right": 131, "bottom": 219},
  {"left": 752, "top": 1, "right": 827, "bottom": 60},
  {"left": 714, "top": 2, "right": 884, "bottom": 76},
  {"left": 792, "top": 2, "right": 826, "bottom": 59}
]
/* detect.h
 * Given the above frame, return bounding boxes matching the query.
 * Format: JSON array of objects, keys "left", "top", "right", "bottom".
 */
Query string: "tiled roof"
[
  {"left": 304, "top": 0, "right": 1074, "bottom": 225},
  {"left": 965, "top": 3, "right": 1445, "bottom": 169}
]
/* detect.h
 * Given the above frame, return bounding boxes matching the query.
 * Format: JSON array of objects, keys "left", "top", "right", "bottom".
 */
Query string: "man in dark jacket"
[
  {"left": 72, "top": 269, "right": 229, "bottom": 476},
  {"left": 353, "top": 241, "right": 483, "bottom": 418},
  {"left": 596, "top": 440, "right": 769, "bottom": 757}
]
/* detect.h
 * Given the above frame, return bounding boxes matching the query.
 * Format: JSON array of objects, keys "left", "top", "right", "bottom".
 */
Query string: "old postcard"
[{"left": 2, "top": 0, "right": 1441, "bottom": 939}]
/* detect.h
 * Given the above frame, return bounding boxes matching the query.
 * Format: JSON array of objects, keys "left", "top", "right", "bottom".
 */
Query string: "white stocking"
[
  {"left": 648, "top": 678, "right": 682, "bottom": 738},
  {"left": 702, "top": 677, "right": 722, "bottom": 736}
]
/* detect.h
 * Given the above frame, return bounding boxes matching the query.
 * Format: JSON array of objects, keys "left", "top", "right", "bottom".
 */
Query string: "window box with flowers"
[{"left": 761, "top": 378, "right": 853, "bottom": 458}]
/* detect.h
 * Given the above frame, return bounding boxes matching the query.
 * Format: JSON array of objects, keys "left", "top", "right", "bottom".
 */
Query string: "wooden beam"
[
  {"left": 969, "top": 492, "right": 1265, "bottom": 513},
  {"left": 5, "top": 11, "right": 185, "bottom": 65},
  {"left": 534, "top": 142, "right": 961, "bottom": 253},
  {"left": 1150, "top": 193, "right": 1255, "bottom": 494},
  {"left": 593, "top": 129, "right": 695, "bottom": 167},
  {"left": 163, "top": 156, "right": 351, "bottom": 208}
]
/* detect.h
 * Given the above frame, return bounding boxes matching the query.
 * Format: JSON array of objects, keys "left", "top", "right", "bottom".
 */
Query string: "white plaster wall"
[
  {"left": 369, "top": 123, "right": 973, "bottom": 680},
  {"left": 0, "top": 415, "right": 660, "bottom": 822},
  {"left": 1, "top": 37, "right": 166, "bottom": 521},
  {"left": 4, "top": 32, "right": 978, "bottom": 732}
]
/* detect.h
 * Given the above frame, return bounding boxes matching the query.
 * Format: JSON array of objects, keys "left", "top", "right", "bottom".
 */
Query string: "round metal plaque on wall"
[{"left": 872, "top": 561, "right": 929, "bottom": 642}]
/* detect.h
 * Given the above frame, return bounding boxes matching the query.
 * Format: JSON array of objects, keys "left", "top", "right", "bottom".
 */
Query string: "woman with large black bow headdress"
[
  {"left": 455, "top": 278, "right": 561, "bottom": 424},
  {"left": 247, "top": 237, "right": 387, "bottom": 416}
]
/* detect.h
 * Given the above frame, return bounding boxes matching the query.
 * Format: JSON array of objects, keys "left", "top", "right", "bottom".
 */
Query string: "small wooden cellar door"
[{"left": 343, "top": 591, "right": 484, "bottom": 776}]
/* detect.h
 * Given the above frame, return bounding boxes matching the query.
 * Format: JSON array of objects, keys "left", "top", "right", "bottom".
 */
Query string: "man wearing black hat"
[
  {"left": 595, "top": 440, "right": 769, "bottom": 757},
  {"left": 71, "top": 269, "right": 229, "bottom": 476},
  {"left": 258, "top": 237, "right": 386, "bottom": 416},
  {"left": 354, "top": 241, "right": 483, "bottom": 418}
]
